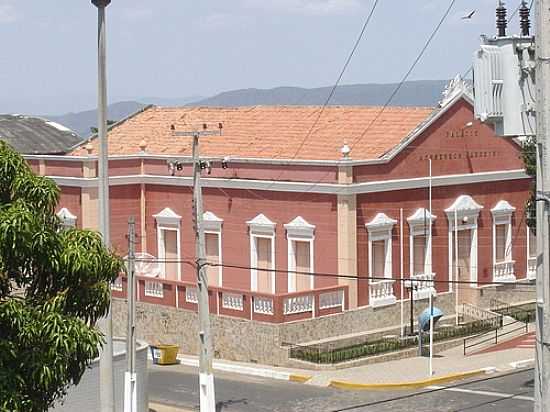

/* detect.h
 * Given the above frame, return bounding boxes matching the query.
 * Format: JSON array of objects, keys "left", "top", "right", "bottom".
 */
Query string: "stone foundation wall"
[
  {"left": 112, "top": 285, "right": 534, "bottom": 366},
  {"left": 113, "top": 292, "right": 454, "bottom": 366}
]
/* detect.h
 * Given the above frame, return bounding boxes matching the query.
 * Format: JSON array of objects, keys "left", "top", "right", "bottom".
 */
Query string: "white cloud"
[
  {"left": 242, "top": 0, "right": 362, "bottom": 16},
  {"left": 0, "top": 4, "right": 17, "bottom": 24}
]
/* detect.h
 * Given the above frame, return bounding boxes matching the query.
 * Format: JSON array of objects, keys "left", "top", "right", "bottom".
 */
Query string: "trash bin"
[{"left": 150, "top": 344, "right": 179, "bottom": 365}]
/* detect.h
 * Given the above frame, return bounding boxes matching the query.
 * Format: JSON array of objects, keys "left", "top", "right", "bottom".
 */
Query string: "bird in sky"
[{"left": 461, "top": 9, "right": 476, "bottom": 19}]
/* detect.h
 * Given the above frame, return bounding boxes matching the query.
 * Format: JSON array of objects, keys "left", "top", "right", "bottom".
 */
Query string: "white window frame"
[
  {"left": 284, "top": 216, "right": 315, "bottom": 293},
  {"left": 366, "top": 213, "right": 397, "bottom": 281},
  {"left": 445, "top": 195, "right": 483, "bottom": 290},
  {"left": 491, "top": 200, "right": 516, "bottom": 281},
  {"left": 57, "top": 207, "right": 77, "bottom": 228},
  {"left": 407, "top": 208, "right": 436, "bottom": 278},
  {"left": 203, "top": 211, "right": 223, "bottom": 287},
  {"left": 247, "top": 214, "right": 276, "bottom": 294},
  {"left": 153, "top": 208, "right": 182, "bottom": 281},
  {"left": 527, "top": 225, "right": 537, "bottom": 279}
]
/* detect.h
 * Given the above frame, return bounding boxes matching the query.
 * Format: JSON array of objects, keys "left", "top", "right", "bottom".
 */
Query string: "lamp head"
[{"left": 91, "top": 0, "right": 111, "bottom": 8}]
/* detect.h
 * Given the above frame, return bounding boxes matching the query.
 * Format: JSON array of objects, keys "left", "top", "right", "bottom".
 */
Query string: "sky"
[{"left": 0, "top": 0, "right": 526, "bottom": 114}]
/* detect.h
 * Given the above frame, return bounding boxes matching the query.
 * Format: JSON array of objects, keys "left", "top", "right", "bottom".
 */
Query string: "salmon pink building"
[{"left": 25, "top": 81, "right": 534, "bottom": 330}]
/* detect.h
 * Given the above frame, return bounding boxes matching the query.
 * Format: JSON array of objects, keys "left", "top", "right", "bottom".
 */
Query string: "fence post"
[
  {"left": 495, "top": 328, "right": 498, "bottom": 345},
  {"left": 463, "top": 338, "right": 466, "bottom": 356}
]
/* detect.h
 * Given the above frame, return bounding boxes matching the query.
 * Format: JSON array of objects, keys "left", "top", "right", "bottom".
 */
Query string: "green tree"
[
  {"left": 521, "top": 136, "right": 536, "bottom": 232},
  {"left": 0, "top": 141, "right": 123, "bottom": 411}
]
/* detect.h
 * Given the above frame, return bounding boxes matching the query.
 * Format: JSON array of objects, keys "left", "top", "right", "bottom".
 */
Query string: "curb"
[
  {"left": 329, "top": 368, "right": 490, "bottom": 391},
  {"left": 153, "top": 355, "right": 313, "bottom": 383},
  {"left": 509, "top": 358, "right": 534, "bottom": 369}
]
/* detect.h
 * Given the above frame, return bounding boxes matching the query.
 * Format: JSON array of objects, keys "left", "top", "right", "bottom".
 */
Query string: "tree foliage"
[
  {"left": 0, "top": 142, "right": 124, "bottom": 411},
  {"left": 521, "top": 136, "right": 536, "bottom": 232}
]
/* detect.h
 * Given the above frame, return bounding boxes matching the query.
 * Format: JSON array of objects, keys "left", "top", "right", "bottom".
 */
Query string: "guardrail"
[
  {"left": 112, "top": 275, "right": 348, "bottom": 324},
  {"left": 463, "top": 316, "right": 531, "bottom": 356}
]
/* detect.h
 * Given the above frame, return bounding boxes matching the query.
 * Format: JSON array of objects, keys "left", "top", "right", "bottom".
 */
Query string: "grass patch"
[{"left": 290, "top": 320, "right": 496, "bottom": 364}]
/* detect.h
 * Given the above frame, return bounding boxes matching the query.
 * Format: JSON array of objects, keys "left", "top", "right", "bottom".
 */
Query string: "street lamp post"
[{"left": 91, "top": 1, "right": 114, "bottom": 412}]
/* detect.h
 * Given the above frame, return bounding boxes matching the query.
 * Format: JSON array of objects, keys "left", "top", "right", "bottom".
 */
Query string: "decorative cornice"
[
  {"left": 366, "top": 213, "right": 397, "bottom": 233},
  {"left": 47, "top": 169, "right": 530, "bottom": 196},
  {"left": 247, "top": 213, "right": 276, "bottom": 235},
  {"left": 284, "top": 216, "right": 315, "bottom": 238},
  {"left": 407, "top": 208, "right": 437, "bottom": 226},
  {"left": 202, "top": 211, "right": 223, "bottom": 232},
  {"left": 153, "top": 207, "right": 181, "bottom": 226}
]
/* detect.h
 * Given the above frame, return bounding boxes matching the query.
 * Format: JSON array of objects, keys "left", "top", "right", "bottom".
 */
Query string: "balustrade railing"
[
  {"left": 253, "top": 296, "right": 274, "bottom": 315},
  {"left": 123, "top": 275, "right": 347, "bottom": 323},
  {"left": 222, "top": 292, "right": 244, "bottom": 311},
  {"left": 283, "top": 294, "right": 313, "bottom": 315},
  {"left": 144, "top": 280, "right": 164, "bottom": 298},
  {"left": 112, "top": 276, "right": 123, "bottom": 292},
  {"left": 493, "top": 260, "right": 516, "bottom": 282},
  {"left": 319, "top": 289, "right": 344, "bottom": 310},
  {"left": 185, "top": 287, "right": 198, "bottom": 304},
  {"left": 404, "top": 273, "right": 435, "bottom": 300},
  {"left": 369, "top": 279, "right": 396, "bottom": 308}
]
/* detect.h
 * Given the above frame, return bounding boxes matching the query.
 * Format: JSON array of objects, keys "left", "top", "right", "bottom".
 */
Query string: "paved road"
[{"left": 148, "top": 363, "right": 534, "bottom": 412}]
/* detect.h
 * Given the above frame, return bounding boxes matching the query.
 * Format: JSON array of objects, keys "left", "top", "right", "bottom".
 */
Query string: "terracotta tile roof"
[{"left": 72, "top": 105, "right": 434, "bottom": 161}]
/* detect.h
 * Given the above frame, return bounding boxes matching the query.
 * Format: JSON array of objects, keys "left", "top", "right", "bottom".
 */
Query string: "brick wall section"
[
  {"left": 353, "top": 100, "right": 525, "bottom": 182},
  {"left": 110, "top": 185, "right": 141, "bottom": 254},
  {"left": 145, "top": 186, "right": 339, "bottom": 292},
  {"left": 356, "top": 179, "right": 531, "bottom": 307}
]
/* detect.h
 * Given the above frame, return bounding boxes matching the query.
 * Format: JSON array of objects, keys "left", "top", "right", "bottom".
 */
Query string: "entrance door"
[
  {"left": 256, "top": 237, "right": 273, "bottom": 293},
  {"left": 163, "top": 229, "right": 178, "bottom": 281},
  {"left": 455, "top": 229, "right": 474, "bottom": 304}
]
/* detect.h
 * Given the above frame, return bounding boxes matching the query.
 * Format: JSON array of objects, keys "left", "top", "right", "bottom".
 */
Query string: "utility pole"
[
  {"left": 534, "top": 0, "right": 550, "bottom": 409},
  {"left": 91, "top": 1, "right": 114, "bottom": 411},
  {"left": 173, "top": 124, "right": 222, "bottom": 412},
  {"left": 125, "top": 217, "right": 137, "bottom": 412}
]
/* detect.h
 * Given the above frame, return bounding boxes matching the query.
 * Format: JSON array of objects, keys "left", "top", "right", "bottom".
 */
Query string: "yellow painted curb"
[
  {"left": 329, "top": 369, "right": 486, "bottom": 391},
  {"left": 289, "top": 374, "right": 313, "bottom": 383}
]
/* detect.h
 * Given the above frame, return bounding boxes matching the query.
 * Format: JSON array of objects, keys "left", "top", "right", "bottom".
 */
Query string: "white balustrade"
[
  {"left": 369, "top": 279, "right": 396, "bottom": 308},
  {"left": 185, "top": 287, "right": 198, "bottom": 303},
  {"left": 319, "top": 290, "right": 344, "bottom": 310},
  {"left": 493, "top": 260, "right": 516, "bottom": 282},
  {"left": 222, "top": 293, "right": 244, "bottom": 311},
  {"left": 112, "top": 277, "right": 123, "bottom": 292},
  {"left": 404, "top": 273, "right": 436, "bottom": 300},
  {"left": 253, "top": 296, "right": 274, "bottom": 315},
  {"left": 283, "top": 294, "right": 313, "bottom": 315},
  {"left": 144, "top": 280, "right": 164, "bottom": 298},
  {"left": 527, "top": 257, "right": 536, "bottom": 280}
]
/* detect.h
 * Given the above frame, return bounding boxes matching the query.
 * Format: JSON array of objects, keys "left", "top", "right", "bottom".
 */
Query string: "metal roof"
[{"left": 0, "top": 114, "right": 83, "bottom": 154}]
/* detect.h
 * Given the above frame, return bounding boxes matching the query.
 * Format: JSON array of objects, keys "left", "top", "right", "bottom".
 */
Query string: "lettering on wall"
[{"left": 418, "top": 151, "right": 499, "bottom": 161}]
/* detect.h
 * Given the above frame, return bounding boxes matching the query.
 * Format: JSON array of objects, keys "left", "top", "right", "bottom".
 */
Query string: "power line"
[
  {"left": 131, "top": 257, "right": 536, "bottom": 288},
  {"left": 291, "top": 0, "right": 381, "bottom": 158},
  {"left": 350, "top": 0, "right": 457, "bottom": 151}
]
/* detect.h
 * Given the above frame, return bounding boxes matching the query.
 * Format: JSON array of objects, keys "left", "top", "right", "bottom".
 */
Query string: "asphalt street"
[{"left": 148, "top": 363, "right": 534, "bottom": 412}]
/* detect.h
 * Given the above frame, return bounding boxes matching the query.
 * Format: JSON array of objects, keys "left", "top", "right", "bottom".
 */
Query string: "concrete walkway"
[{"left": 150, "top": 402, "right": 193, "bottom": 412}]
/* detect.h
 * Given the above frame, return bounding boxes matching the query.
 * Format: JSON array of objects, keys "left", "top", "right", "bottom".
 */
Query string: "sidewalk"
[{"left": 173, "top": 341, "right": 534, "bottom": 389}]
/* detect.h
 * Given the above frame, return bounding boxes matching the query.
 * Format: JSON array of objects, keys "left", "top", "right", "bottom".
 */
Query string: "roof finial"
[
  {"left": 139, "top": 139, "right": 147, "bottom": 153},
  {"left": 84, "top": 142, "right": 94, "bottom": 156},
  {"left": 341, "top": 142, "right": 351, "bottom": 159}
]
